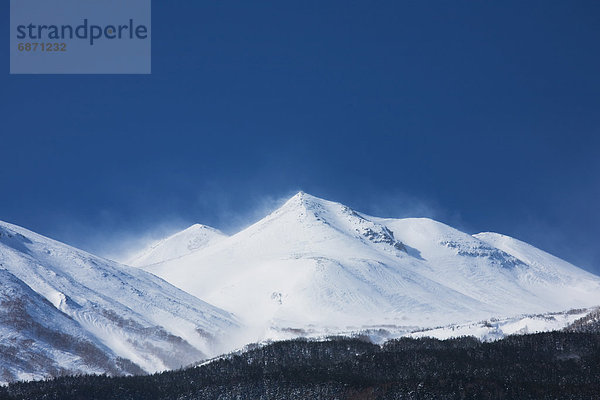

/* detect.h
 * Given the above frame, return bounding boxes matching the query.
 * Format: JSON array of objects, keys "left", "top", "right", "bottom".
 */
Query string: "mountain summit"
[
  {"left": 139, "top": 192, "right": 600, "bottom": 342},
  {"left": 127, "top": 224, "right": 227, "bottom": 267}
]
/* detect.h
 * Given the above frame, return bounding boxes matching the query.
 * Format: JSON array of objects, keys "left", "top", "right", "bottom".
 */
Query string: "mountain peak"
[
  {"left": 281, "top": 191, "right": 333, "bottom": 212},
  {"left": 288, "top": 190, "right": 317, "bottom": 203},
  {"left": 183, "top": 223, "right": 223, "bottom": 235},
  {"left": 188, "top": 223, "right": 207, "bottom": 229},
  {"left": 127, "top": 224, "right": 228, "bottom": 267}
]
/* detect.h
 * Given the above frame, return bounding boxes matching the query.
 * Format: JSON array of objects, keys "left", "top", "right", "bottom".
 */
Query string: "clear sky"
[{"left": 1, "top": 1, "right": 599, "bottom": 273}]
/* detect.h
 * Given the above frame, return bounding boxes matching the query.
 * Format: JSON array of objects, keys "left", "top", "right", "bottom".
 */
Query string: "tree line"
[{"left": 2, "top": 331, "right": 599, "bottom": 399}]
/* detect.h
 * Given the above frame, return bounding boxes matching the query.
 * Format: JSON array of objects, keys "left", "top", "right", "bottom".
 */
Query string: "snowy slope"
[
  {"left": 374, "top": 218, "right": 600, "bottom": 314},
  {"left": 127, "top": 224, "right": 227, "bottom": 267},
  {"left": 0, "top": 269, "right": 142, "bottom": 384},
  {"left": 0, "top": 221, "right": 240, "bottom": 382},
  {"left": 142, "top": 192, "right": 600, "bottom": 343},
  {"left": 474, "top": 231, "right": 600, "bottom": 307}
]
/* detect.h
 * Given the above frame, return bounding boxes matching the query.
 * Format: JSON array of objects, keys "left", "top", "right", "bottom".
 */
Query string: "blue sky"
[{"left": 1, "top": 1, "right": 599, "bottom": 273}]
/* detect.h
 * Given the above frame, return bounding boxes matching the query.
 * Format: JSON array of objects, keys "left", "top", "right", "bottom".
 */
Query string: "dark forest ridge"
[{"left": 3, "top": 330, "right": 600, "bottom": 400}]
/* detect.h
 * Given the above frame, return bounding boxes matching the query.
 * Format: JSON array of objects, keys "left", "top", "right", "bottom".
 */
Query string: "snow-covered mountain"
[
  {"left": 139, "top": 192, "right": 600, "bottom": 343},
  {"left": 0, "top": 221, "right": 239, "bottom": 384},
  {"left": 127, "top": 224, "right": 227, "bottom": 267},
  {"left": 3, "top": 191, "right": 599, "bottom": 384}
]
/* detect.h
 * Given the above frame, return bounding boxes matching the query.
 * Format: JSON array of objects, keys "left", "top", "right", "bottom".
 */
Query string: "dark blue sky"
[{"left": 2, "top": 1, "right": 599, "bottom": 273}]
